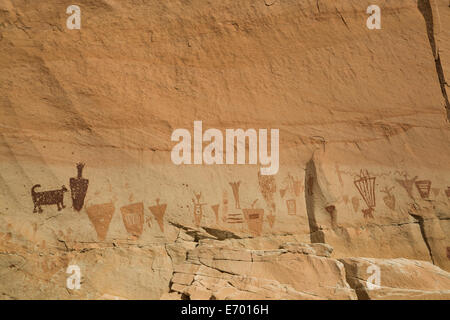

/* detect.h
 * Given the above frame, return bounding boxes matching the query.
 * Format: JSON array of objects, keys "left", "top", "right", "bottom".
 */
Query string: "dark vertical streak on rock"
[
  {"left": 305, "top": 158, "right": 325, "bottom": 243},
  {"left": 338, "top": 260, "right": 370, "bottom": 300},
  {"left": 409, "top": 213, "right": 435, "bottom": 264},
  {"left": 418, "top": 0, "right": 450, "bottom": 120}
]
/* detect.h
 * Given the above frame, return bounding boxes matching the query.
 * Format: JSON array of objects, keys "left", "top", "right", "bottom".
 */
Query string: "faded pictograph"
[
  {"left": 342, "top": 195, "right": 349, "bottom": 205},
  {"left": 70, "top": 163, "right": 89, "bottom": 211},
  {"left": 226, "top": 212, "right": 244, "bottom": 224},
  {"left": 287, "top": 174, "right": 303, "bottom": 197},
  {"left": 258, "top": 171, "right": 277, "bottom": 212},
  {"left": 335, "top": 164, "right": 345, "bottom": 188},
  {"left": 432, "top": 188, "right": 440, "bottom": 197},
  {"left": 266, "top": 212, "right": 276, "bottom": 228},
  {"left": 149, "top": 199, "right": 167, "bottom": 232},
  {"left": 395, "top": 173, "right": 418, "bottom": 200},
  {"left": 286, "top": 199, "right": 296, "bottom": 215},
  {"left": 310, "top": 136, "right": 326, "bottom": 152},
  {"left": 415, "top": 180, "right": 432, "bottom": 199},
  {"left": 146, "top": 215, "right": 152, "bottom": 228},
  {"left": 211, "top": 204, "right": 220, "bottom": 224},
  {"left": 120, "top": 202, "right": 145, "bottom": 238},
  {"left": 31, "top": 184, "right": 68, "bottom": 213},
  {"left": 221, "top": 191, "right": 229, "bottom": 223},
  {"left": 446, "top": 187, "right": 450, "bottom": 198},
  {"left": 257, "top": 172, "right": 277, "bottom": 227},
  {"left": 380, "top": 186, "right": 396, "bottom": 210},
  {"left": 229, "top": 181, "right": 241, "bottom": 209},
  {"left": 221, "top": 184, "right": 244, "bottom": 224},
  {"left": 85, "top": 202, "right": 115, "bottom": 241},
  {"left": 351, "top": 196, "right": 359, "bottom": 213},
  {"left": 354, "top": 170, "right": 376, "bottom": 219},
  {"left": 243, "top": 199, "right": 264, "bottom": 236},
  {"left": 280, "top": 173, "right": 302, "bottom": 215}
]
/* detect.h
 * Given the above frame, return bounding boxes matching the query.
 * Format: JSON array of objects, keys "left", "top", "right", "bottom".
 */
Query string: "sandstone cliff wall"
[{"left": 0, "top": 0, "right": 449, "bottom": 299}]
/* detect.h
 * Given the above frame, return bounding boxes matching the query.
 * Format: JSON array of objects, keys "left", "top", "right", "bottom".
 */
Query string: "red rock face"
[{"left": 0, "top": 0, "right": 449, "bottom": 299}]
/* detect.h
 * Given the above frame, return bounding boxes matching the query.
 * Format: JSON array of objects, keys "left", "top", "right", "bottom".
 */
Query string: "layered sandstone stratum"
[{"left": 0, "top": 0, "right": 450, "bottom": 300}]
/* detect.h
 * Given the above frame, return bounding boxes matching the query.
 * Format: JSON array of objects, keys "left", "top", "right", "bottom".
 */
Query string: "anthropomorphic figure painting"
[
  {"left": 229, "top": 181, "right": 242, "bottom": 209},
  {"left": 354, "top": 170, "right": 376, "bottom": 218},
  {"left": 121, "top": 202, "right": 145, "bottom": 238},
  {"left": 395, "top": 173, "right": 418, "bottom": 200},
  {"left": 149, "top": 199, "right": 167, "bottom": 232},
  {"left": 243, "top": 200, "right": 264, "bottom": 236},
  {"left": 70, "top": 163, "right": 89, "bottom": 211},
  {"left": 192, "top": 193, "right": 206, "bottom": 227},
  {"left": 415, "top": 180, "right": 432, "bottom": 199},
  {"left": 381, "top": 186, "right": 396, "bottom": 210},
  {"left": 86, "top": 202, "right": 115, "bottom": 241}
]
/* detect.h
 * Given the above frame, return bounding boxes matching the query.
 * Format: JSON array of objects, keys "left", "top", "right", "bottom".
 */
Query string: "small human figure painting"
[
  {"left": 192, "top": 192, "right": 206, "bottom": 227},
  {"left": 381, "top": 186, "right": 396, "bottom": 210}
]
